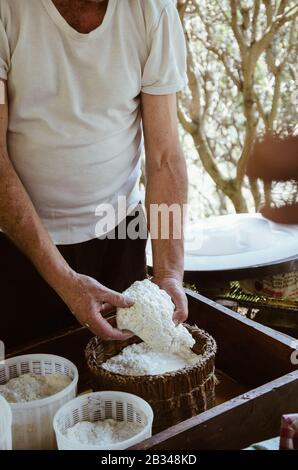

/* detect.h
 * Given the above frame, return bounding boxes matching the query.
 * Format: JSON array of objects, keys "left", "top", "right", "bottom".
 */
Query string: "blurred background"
[{"left": 143, "top": 0, "right": 298, "bottom": 220}]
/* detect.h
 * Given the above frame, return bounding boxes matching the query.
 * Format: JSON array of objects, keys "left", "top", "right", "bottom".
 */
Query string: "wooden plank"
[
  {"left": 215, "top": 370, "right": 248, "bottom": 405},
  {"left": 131, "top": 371, "right": 298, "bottom": 450},
  {"left": 186, "top": 290, "right": 297, "bottom": 387}
]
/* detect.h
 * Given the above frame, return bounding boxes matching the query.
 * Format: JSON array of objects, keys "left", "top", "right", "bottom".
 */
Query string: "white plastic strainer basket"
[
  {"left": 53, "top": 391, "right": 153, "bottom": 450},
  {"left": 0, "top": 354, "right": 78, "bottom": 450},
  {"left": 0, "top": 395, "right": 12, "bottom": 450}
]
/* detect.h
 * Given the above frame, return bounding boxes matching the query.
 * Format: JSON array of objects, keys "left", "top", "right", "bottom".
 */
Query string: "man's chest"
[
  {"left": 52, "top": 0, "right": 108, "bottom": 34},
  {"left": 7, "top": 0, "right": 149, "bottom": 112}
]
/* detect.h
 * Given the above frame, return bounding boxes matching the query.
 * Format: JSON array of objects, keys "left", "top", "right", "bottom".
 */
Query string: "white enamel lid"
[{"left": 146, "top": 213, "right": 298, "bottom": 272}]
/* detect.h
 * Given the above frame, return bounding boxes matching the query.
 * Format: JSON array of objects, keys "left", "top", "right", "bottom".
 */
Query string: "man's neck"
[{"left": 51, "top": 0, "right": 109, "bottom": 34}]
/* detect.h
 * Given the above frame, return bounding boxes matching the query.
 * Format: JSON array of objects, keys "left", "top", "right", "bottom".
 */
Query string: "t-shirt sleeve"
[
  {"left": 0, "top": 18, "right": 10, "bottom": 80},
  {"left": 141, "top": 2, "right": 188, "bottom": 95}
]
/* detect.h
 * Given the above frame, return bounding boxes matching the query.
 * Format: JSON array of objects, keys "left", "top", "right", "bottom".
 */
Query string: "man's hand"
[
  {"left": 60, "top": 273, "right": 134, "bottom": 340},
  {"left": 153, "top": 276, "right": 188, "bottom": 324}
]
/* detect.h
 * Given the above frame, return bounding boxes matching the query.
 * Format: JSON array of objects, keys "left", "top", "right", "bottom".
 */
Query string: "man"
[{"left": 0, "top": 0, "right": 188, "bottom": 347}]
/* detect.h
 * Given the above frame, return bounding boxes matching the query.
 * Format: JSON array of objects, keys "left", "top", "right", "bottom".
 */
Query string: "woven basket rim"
[{"left": 85, "top": 324, "right": 217, "bottom": 382}]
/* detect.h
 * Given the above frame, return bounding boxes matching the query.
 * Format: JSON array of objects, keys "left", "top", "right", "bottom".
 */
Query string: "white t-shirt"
[{"left": 0, "top": 0, "right": 187, "bottom": 244}]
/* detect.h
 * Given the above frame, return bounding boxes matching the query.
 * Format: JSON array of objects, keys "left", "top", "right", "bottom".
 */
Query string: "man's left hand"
[{"left": 153, "top": 276, "right": 188, "bottom": 324}]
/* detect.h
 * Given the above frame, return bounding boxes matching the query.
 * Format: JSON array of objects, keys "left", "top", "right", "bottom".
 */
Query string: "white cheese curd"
[
  {"left": 65, "top": 419, "right": 144, "bottom": 445},
  {"left": 102, "top": 342, "right": 199, "bottom": 376},
  {"left": 0, "top": 373, "right": 72, "bottom": 403},
  {"left": 117, "top": 279, "right": 195, "bottom": 354}
]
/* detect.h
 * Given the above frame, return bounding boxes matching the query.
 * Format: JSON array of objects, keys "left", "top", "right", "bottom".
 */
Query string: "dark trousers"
[{"left": 0, "top": 215, "right": 147, "bottom": 349}]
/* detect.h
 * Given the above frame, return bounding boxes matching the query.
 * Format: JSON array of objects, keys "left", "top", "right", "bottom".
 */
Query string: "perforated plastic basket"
[
  {"left": 0, "top": 395, "right": 12, "bottom": 450},
  {"left": 0, "top": 354, "right": 78, "bottom": 450},
  {"left": 53, "top": 391, "right": 153, "bottom": 450}
]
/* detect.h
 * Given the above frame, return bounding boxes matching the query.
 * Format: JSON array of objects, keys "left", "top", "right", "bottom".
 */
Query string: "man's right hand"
[{"left": 60, "top": 272, "right": 134, "bottom": 340}]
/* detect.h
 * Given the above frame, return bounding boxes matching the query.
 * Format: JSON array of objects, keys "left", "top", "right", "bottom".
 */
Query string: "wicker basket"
[{"left": 85, "top": 324, "right": 217, "bottom": 433}]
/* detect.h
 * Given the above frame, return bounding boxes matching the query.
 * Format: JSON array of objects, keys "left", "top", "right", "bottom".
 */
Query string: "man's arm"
[
  {"left": 141, "top": 92, "right": 188, "bottom": 323},
  {"left": 0, "top": 79, "right": 132, "bottom": 340}
]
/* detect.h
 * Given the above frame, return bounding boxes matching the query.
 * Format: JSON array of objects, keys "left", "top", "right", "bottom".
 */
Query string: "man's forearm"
[
  {"left": 0, "top": 150, "right": 74, "bottom": 298},
  {"left": 145, "top": 147, "right": 188, "bottom": 282}
]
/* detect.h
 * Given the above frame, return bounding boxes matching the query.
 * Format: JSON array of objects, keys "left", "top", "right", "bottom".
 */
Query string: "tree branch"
[
  {"left": 254, "top": 6, "right": 298, "bottom": 61},
  {"left": 252, "top": 0, "right": 261, "bottom": 43},
  {"left": 229, "top": 0, "right": 247, "bottom": 57},
  {"left": 184, "top": 32, "right": 201, "bottom": 123},
  {"left": 267, "top": 19, "right": 297, "bottom": 130},
  {"left": 249, "top": 177, "right": 262, "bottom": 210},
  {"left": 177, "top": 102, "right": 197, "bottom": 135},
  {"left": 204, "top": 43, "right": 242, "bottom": 90},
  {"left": 255, "top": 93, "right": 267, "bottom": 124}
]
